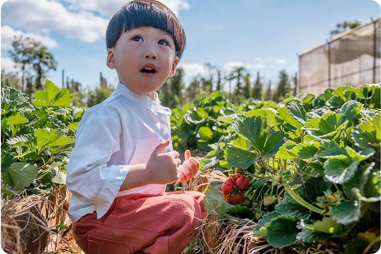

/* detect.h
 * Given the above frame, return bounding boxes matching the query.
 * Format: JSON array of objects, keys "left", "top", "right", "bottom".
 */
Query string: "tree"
[
  {"left": 253, "top": 71, "right": 263, "bottom": 100},
  {"left": 330, "top": 20, "right": 361, "bottom": 36},
  {"left": 229, "top": 66, "right": 249, "bottom": 102},
  {"left": 243, "top": 73, "right": 251, "bottom": 99},
  {"left": 1, "top": 70, "right": 21, "bottom": 90},
  {"left": 159, "top": 67, "right": 185, "bottom": 108},
  {"left": 275, "top": 70, "right": 291, "bottom": 102},
  {"left": 266, "top": 80, "right": 272, "bottom": 101},
  {"left": 8, "top": 35, "right": 57, "bottom": 92}
]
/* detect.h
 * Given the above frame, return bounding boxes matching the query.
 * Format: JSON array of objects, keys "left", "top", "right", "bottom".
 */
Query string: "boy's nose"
[{"left": 143, "top": 48, "right": 158, "bottom": 60}]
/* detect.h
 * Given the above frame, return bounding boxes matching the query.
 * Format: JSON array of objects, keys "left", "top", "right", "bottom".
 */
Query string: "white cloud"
[
  {"left": 2, "top": 0, "right": 109, "bottom": 43},
  {"left": 1, "top": 25, "right": 58, "bottom": 49},
  {"left": 180, "top": 63, "right": 206, "bottom": 78},
  {"left": 1, "top": 57, "right": 19, "bottom": 72},
  {"left": 62, "top": 0, "right": 190, "bottom": 17}
]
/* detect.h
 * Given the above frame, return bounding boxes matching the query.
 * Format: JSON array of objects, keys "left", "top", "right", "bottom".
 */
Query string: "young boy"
[{"left": 66, "top": 1, "right": 206, "bottom": 253}]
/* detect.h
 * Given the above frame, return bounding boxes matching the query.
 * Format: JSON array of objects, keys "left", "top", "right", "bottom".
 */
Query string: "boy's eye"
[
  {"left": 158, "top": 39, "right": 169, "bottom": 46},
  {"left": 132, "top": 36, "right": 143, "bottom": 42}
]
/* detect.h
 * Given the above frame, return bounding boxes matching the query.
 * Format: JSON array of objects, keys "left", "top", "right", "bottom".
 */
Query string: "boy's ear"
[
  {"left": 168, "top": 56, "right": 179, "bottom": 77},
  {"left": 106, "top": 48, "right": 116, "bottom": 69}
]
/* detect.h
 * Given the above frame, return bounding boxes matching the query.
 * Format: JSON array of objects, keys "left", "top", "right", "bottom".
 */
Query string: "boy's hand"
[
  {"left": 178, "top": 150, "right": 199, "bottom": 182},
  {"left": 146, "top": 140, "right": 181, "bottom": 184}
]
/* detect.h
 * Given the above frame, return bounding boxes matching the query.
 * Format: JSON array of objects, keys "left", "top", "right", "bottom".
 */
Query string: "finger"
[
  {"left": 152, "top": 140, "right": 170, "bottom": 155},
  {"left": 178, "top": 171, "right": 186, "bottom": 182},
  {"left": 186, "top": 158, "right": 199, "bottom": 171},
  {"left": 184, "top": 150, "right": 191, "bottom": 160},
  {"left": 181, "top": 164, "right": 192, "bottom": 181},
  {"left": 174, "top": 158, "right": 182, "bottom": 167},
  {"left": 184, "top": 160, "right": 198, "bottom": 177},
  {"left": 169, "top": 151, "right": 180, "bottom": 159}
]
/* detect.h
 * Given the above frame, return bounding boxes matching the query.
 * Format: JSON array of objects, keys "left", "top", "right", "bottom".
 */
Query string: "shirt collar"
[{"left": 115, "top": 82, "right": 160, "bottom": 107}]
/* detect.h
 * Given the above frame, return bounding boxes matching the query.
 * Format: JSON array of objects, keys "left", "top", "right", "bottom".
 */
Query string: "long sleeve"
[{"left": 66, "top": 113, "right": 129, "bottom": 219}]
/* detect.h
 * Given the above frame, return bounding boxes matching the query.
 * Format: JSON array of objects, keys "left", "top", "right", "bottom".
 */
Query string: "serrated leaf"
[
  {"left": 296, "top": 229, "right": 331, "bottom": 243},
  {"left": 254, "top": 211, "right": 279, "bottom": 236},
  {"left": 226, "top": 145, "right": 257, "bottom": 169},
  {"left": 1, "top": 150, "right": 14, "bottom": 172},
  {"left": 204, "top": 182, "right": 233, "bottom": 217},
  {"left": 343, "top": 163, "right": 374, "bottom": 200},
  {"left": 226, "top": 205, "right": 255, "bottom": 218},
  {"left": 308, "top": 217, "right": 342, "bottom": 234},
  {"left": 198, "top": 126, "right": 213, "bottom": 140},
  {"left": 340, "top": 100, "right": 363, "bottom": 122},
  {"left": 266, "top": 216, "right": 299, "bottom": 248},
  {"left": 324, "top": 158, "right": 359, "bottom": 184},
  {"left": 332, "top": 201, "right": 361, "bottom": 224},
  {"left": 352, "top": 113, "right": 380, "bottom": 149},
  {"left": 5, "top": 112, "right": 28, "bottom": 125},
  {"left": 7, "top": 162, "right": 38, "bottom": 191},
  {"left": 275, "top": 196, "right": 310, "bottom": 220},
  {"left": 304, "top": 112, "right": 346, "bottom": 140}
]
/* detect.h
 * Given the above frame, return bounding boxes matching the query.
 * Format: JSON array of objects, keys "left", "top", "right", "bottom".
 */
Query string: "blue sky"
[{"left": 1, "top": 0, "right": 380, "bottom": 92}]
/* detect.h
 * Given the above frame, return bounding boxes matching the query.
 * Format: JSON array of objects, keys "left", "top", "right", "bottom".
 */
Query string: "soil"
[{"left": 55, "top": 231, "right": 84, "bottom": 254}]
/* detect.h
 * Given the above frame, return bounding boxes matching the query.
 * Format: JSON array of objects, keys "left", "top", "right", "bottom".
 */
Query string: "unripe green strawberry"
[{"left": 263, "top": 196, "right": 277, "bottom": 206}]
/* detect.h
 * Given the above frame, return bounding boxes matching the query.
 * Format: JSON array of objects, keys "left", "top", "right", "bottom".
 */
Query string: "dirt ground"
[{"left": 55, "top": 230, "right": 84, "bottom": 254}]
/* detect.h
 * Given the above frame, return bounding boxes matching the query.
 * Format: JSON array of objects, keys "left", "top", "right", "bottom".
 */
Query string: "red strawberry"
[
  {"left": 235, "top": 174, "right": 249, "bottom": 190},
  {"left": 221, "top": 178, "right": 235, "bottom": 194}
]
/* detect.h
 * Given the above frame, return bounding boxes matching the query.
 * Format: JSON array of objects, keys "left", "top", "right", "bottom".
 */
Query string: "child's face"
[{"left": 107, "top": 26, "right": 179, "bottom": 99}]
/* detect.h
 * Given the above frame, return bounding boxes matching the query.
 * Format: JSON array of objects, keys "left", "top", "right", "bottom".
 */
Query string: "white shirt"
[{"left": 66, "top": 83, "right": 173, "bottom": 222}]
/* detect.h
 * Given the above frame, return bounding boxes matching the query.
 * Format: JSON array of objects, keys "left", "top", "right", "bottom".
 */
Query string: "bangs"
[{"left": 106, "top": 0, "right": 186, "bottom": 59}]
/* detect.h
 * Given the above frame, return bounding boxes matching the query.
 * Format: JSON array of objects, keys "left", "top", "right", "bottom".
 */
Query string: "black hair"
[{"left": 106, "top": 0, "right": 186, "bottom": 59}]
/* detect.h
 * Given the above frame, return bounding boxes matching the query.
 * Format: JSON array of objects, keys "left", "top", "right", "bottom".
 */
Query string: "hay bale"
[
  {"left": 1, "top": 194, "right": 49, "bottom": 254},
  {"left": 1, "top": 186, "right": 72, "bottom": 254}
]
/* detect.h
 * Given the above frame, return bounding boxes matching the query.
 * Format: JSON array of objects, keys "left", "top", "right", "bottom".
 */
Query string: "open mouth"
[{"left": 140, "top": 67, "right": 157, "bottom": 74}]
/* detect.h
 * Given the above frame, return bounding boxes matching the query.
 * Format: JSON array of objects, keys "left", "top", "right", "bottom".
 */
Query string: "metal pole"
[
  {"left": 327, "top": 39, "right": 331, "bottom": 89},
  {"left": 373, "top": 19, "right": 377, "bottom": 84}
]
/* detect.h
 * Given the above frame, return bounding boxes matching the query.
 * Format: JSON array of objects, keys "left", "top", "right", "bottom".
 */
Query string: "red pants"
[{"left": 72, "top": 191, "right": 206, "bottom": 254}]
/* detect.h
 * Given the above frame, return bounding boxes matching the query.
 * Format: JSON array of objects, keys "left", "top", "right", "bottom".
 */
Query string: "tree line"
[{"left": 2, "top": 35, "right": 295, "bottom": 108}]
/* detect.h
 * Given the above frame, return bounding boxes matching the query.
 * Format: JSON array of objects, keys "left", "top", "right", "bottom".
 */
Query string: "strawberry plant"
[
  {"left": 1, "top": 80, "right": 84, "bottom": 197},
  {"left": 196, "top": 84, "right": 381, "bottom": 253}
]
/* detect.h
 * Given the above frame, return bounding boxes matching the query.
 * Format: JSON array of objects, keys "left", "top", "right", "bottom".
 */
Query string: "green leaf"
[
  {"left": 343, "top": 163, "right": 374, "bottom": 200},
  {"left": 204, "top": 182, "right": 233, "bottom": 217},
  {"left": 363, "top": 170, "right": 381, "bottom": 199},
  {"left": 352, "top": 113, "right": 380, "bottom": 149},
  {"left": 304, "top": 112, "right": 346, "bottom": 140},
  {"left": 275, "top": 140, "right": 297, "bottom": 159},
  {"left": 5, "top": 112, "right": 29, "bottom": 125},
  {"left": 340, "top": 100, "right": 363, "bottom": 123},
  {"left": 7, "top": 162, "right": 38, "bottom": 191},
  {"left": 1, "top": 150, "right": 14, "bottom": 172},
  {"left": 289, "top": 142, "right": 320, "bottom": 160},
  {"left": 254, "top": 211, "right": 279, "bottom": 236},
  {"left": 324, "top": 158, "right": 359, "bottom": 184},
  {"left": 303, "top": 177, "right": 332, "bottom": 203},
  {"left": 32, "top": 80, "right": 71, "bottom": 108},
  {"left": 226, "top": 205, "right": 255, "bottom": 218},
  {"left": 198, "top": 126, "right": 213, "bottom": 140},
  {"left": 308, "top": 217, "right": 342, "bottom": 234},
  {"left": 296, "top": 229, "right": 331, "bottom": 243},
  {"left": 332, "top": 201, "right": 361, "bottom": 224},
  {"left": 35, "top": 128, "right": 73, "bottom": 150},
  {"left": 275, "top": 190, "right": 310, "bottom": 220},
  {"left": 278, "top": 106, "right": 303, "bottom": 131},
  {"left": 266, "top": 216, "right": 299, "bottom": 248},
  {"left": 226, "top": 145, "right": 256, "bottom": 169},
  {"left": 287, "top": 101, "right": 307, "bottom": 124}
]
